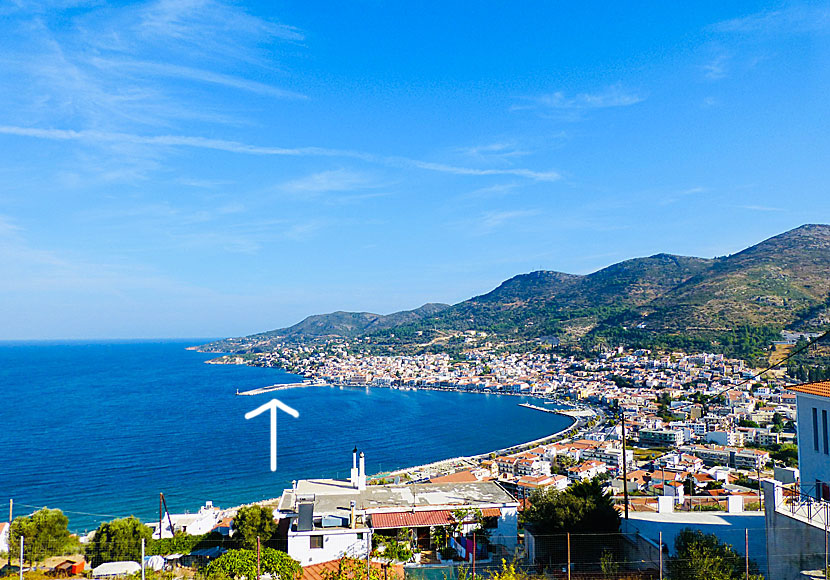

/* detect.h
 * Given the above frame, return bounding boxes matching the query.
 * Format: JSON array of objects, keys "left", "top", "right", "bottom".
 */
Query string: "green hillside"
[{"left": 200, "top": 224, "right": 830, "bottom": 359}]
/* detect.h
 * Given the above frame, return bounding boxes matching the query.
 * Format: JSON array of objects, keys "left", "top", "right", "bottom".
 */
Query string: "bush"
[
  {"left": 439, "top": 547, "right": 458, "bottom": 560},
  {"left": 204, "top": 548, "right": 300, "bottom": 580}
]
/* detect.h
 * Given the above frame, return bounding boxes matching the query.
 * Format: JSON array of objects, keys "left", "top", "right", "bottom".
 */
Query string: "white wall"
[
  {"left": 288, "top": 529, "right": 367, "bottom": 566},
  {"left": 493, "top": 507, "right": 518, "bottom": 550}
]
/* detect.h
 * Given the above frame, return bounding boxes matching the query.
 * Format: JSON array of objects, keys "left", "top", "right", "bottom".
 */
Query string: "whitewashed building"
[{"left": 275, "top": 449, "right": 519, "bottom": 566}]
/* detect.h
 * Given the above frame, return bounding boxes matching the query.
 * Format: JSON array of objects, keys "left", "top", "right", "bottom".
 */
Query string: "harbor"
[
  {"left": 235, "top": 379, "right": 327, "bottom": 396},
  {"left": 519, "top": 402, "right": 595, "bottom": 418}
]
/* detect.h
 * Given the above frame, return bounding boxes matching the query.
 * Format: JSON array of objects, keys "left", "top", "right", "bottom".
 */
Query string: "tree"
[
  {"left": 232, "top": 505, "right": 279, "bottom": 550},
  {"left": 523, "top": 478, "right": 620, "bottom": 535},
  {"left": 9, "top": 508, "right": 74, "bottom": 565},
  {"left": 667, "top": 528, "right": 763, "bottom": 580},
  {"left": 522, "top": 478, "right": 620, "bottom": 569},
  {"left": 87, "top": 516, "right": 153, "bottom": 567},
  {"left": 205, "top": 548, "right": 300, "bottom": 580}
]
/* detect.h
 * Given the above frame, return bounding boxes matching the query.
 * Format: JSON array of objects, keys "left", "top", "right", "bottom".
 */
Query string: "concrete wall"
[{"left": 622, "top": 511, "right": 767, "bottom": 574}]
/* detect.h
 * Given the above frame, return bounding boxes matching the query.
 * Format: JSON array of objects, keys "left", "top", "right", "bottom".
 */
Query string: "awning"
[
  {"left": 370, "top": 510, "right": 453, "bottom": 529},
  {"left": 480, "top": 508, "right": 502, "bottom": 518}
]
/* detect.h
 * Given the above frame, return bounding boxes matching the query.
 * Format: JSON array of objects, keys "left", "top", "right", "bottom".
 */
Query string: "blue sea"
[{"left": 0, "top": 340, "right": 572, "bottom": 532}]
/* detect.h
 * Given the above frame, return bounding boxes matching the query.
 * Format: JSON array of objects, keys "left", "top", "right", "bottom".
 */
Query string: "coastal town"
[
  {"left": 213, "top": 335, "right": 797, "bottom": 498},
  {"left": 5, "top": 335, "right": 830, "bottom": 580}
]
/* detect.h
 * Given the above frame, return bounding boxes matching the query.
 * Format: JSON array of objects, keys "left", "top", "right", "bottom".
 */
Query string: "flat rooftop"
[{"left": 279, "top": 479, "right": 517, "bottom": 520}]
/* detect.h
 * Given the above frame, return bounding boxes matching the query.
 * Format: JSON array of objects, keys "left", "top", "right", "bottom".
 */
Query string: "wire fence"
[{"left": 6, "top": 524, "right": 830, "bottom": 580}]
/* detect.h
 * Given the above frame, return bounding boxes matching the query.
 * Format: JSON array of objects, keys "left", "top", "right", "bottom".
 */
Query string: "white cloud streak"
[
  {"left": 713, "top": 5, "right": 830, "bottom": 34},
  {"left": 0, "top": 125, "right": 561, "bottom": 182},
  {"left": 529, "top": 85, "right": 645, "bottom": 110},
  {"left": 88, "top": 58, "right": 306, "bottom": 99}
]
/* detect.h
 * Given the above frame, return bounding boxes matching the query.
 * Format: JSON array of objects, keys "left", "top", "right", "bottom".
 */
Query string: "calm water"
[{"left": 0, "top": 340, "right": 571, "bottom": 532}]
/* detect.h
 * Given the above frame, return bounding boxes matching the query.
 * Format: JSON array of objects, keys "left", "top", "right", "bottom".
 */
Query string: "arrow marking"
[{"left": 245, "top": 398, "right": 299, "bottom": 471}]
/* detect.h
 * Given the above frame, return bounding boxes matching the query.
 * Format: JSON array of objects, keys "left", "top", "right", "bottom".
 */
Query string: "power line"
[{"left": 673, "top": 329, "right": 829, "bottom": 411}]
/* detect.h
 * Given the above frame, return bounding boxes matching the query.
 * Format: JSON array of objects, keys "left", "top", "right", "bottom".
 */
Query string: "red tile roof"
[
  {"left": 788, "top": 381, "right": 830, "bottom": 399},
  {"left": 370, "top": 510, "right": 453, "bottom": 529},
  {"left": 430, "top": 470, "right": 478, "bottom": 484},
  {"left": 302, "top": 559, "right": 404, "bottom": 580}
]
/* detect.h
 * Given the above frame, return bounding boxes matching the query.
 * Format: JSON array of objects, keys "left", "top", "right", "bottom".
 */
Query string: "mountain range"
[{"left": 201, "top": 224, "right": 830, "bottom": 356}]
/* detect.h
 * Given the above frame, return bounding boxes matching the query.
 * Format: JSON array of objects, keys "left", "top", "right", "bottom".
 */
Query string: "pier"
[
  {"left": 236, "top": 380, "right": 326, "bottom": 396},
  {"left": 518, "top": 402, "right": 594, "bottom": 417}
]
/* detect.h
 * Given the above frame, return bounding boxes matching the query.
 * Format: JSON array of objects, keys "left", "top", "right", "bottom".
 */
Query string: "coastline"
[{"left": 203, "top": 352, "right": 594, "bottom": 514}]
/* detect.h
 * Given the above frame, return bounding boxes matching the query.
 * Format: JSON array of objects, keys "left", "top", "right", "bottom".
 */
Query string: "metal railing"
[{"left": 779, "top": 483, "right": 830, "bottom": 528}]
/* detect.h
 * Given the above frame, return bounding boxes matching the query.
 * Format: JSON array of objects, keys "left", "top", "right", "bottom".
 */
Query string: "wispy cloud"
[
  {"left": 280, "top": 169, "right": 381, "bottom": 196},
  {"left": 713, "top": 5, "right": 830, "bottom": 35},
  {"left": 88, "top": 58, "right": 305, "bottom": 99},
  {"left": 0, "top": 125, "right": 561, "bottom": 182},
  {"left": 0, "top": 0, "right": 304, "bottom": 135},
  {"left": 522, "top": 84, "right": 645, "bottom": 111},
  {"left": 738, "top": 204, "right": 785, "bottom": 212},
  {"left": 462, "top": 183, "right": 522, "bottom": 199},
  {"left": 136, "top": 0, "right": 304, "bottom": 55},
  {"left": 478, "top": 209, "right": 540, "bottom": 231},
  {"left": 657, "top": 186, "right": 708, "bottom": 206},
  {"left": 402, "top": 159, "right": 559, "bottom": 181},
  {"left": 702, "top": 52, "right": 730, "bottom": 80},
  {"left": 456, "top": 142, "right": 529, "bottom": 161}
]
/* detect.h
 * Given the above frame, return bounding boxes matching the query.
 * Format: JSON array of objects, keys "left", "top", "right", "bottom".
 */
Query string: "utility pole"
[
  {"left": 621, "top": 413, "right": 629, "bottom": 520},
  {"left": 472, "top": 532, "right": 476, "bottom": 580},
  {"left": 745, "top": 528, "right": 749, "bottom": 580},
  {"left": 19, "top": 535, "right": 23, "bottom": 580},
  {"left": 658, "top": 531, "right": 663, "bottom": 580},
  {"left": 366, "top": 529, "right": 372, "bottom": 580},
  {"left": 566, "top": 533, "right": 571, "bottom": 580},
  {"left": 7, "top": 499, "right": 11, "bottom": 568},
  {"left": 141, "top": 538, "right": 146, "bottom": 580},
  {"left": 257, "top": 536, "right": 261, "bottom": 580}
]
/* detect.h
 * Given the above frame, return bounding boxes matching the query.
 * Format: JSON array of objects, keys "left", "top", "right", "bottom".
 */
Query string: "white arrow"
[{"left": 245, "top": 398, "right": 300, "bottom": 471}]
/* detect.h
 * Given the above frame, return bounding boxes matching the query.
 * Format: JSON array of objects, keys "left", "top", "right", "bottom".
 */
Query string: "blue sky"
[{"left": 1, "top": 1, "right": 829, "bottom": 340}]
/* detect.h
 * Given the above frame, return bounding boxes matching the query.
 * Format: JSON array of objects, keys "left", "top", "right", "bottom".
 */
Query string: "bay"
[{"left": 0, "top": 340, "right": 572, "bottom": 532}]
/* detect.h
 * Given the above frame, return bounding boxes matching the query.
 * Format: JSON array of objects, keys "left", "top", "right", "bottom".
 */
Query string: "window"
[
  {"left": 310, "top": 535, "right": 323, "bottom": 549},
  {"left": 814, "top": 408, "right": 819, "bottom": 451},
  {"left": 823, "top": 410, "right": 828, "bottom": 455}
]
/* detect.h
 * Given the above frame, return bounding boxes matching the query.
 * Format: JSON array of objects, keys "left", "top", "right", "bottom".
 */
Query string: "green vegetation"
[
  {"left": 745, "top": 442, "right": 798, "bottom": 467},
  {"left": 787, "top": 335, "right": 830, "bottom": 382},
  {"left": 667, "top": 528, "right": 763, "bottom": 580},
  {"left": 522, "top": 478, "right": 620, "bottom": 534},
  {"left": 201, "top": 226, "right": 830, "bottom": 364},
  {"left": 149, "top": 531, "right": 226, "bottom": 556},
  {"left": 521, "top": 478, "right": 621, "bottom": 568},
  {"left": 204, "top": 548, "right": 300, "bottom": 580},
  {"left": 87, "top": 516, "right": 152, "bottom": 567},
  {"left": 373, "top": 533, "right": 413, "bottom": 562},
  {"left": 321, "top": 557, "right": 398, "bottom": 580},
  {"left": 8, "top": 508, "right": 78, "bottom": 565},
  {"left": 231, "top": 505, "right": 280, "bottom": 550}
]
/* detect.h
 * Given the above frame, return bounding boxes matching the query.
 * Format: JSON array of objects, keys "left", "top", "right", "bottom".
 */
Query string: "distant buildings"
[{"left": 274, "top": 449, "right": 519, "bottom": 566}]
